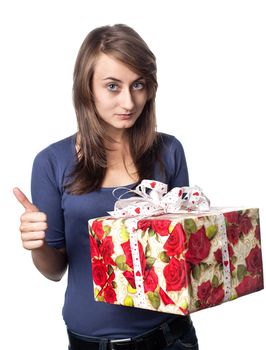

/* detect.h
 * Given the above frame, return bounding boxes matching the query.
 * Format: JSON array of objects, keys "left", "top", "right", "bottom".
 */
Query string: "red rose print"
[
  {"left": 228, "top": 244, "right": 234, "bottom": 258},
  {"left": 224, "top": 211, "right": 239, "bottom": 225},
  {"left": 239, "top": 214, "right": 253, "bottom": 235},
  {"left": 144, "top": 267, "right": 158, "bottom": 293},
  {"left": 227, "top": 224, "right": 240, "bottom": 245},
  {"left": 214, "top": 245, "right": 235, "bottom": 272},
  {"left": 255, "top": 224, "right": 261, "bottom": 242},
  {"left": 152, "top": 220, "right": 171, "bottom": 236},
  {"left": 257, "top": 274, "right": 264, "bottom": 290},
  {"left": 108, "top": 271, "right": 115, "bottom": 284},
  {"left": 197, "top": 281, "right": 212, "bottom": 304},
  {"left": 103, "top": 285, "right": 117, "bottom": 303},
  {"left": 235, "top": 275, "right": 262, "bottom": 297},
  {"left": 99, "top": 236, "right": 115, "bottom": 266},
  {"left": 214, "top": 244, "right": 234, "bottom": 264},
  {"left": 229, "top": 261, "right": 236, "bottom": 272},
  {"left": 89, "top": 235, "right": 100, "bottom": 259},
  {"left": 92, "top": 260, "right": 108, "bottom": 287},
  {"left": 246, "top": 246, "right": 263, "bottom": 276},
  {"left": 159, "top": 287, "right": 175, "bottom": 305},
  {"left": 150, "top": 181, "right": 156, "bottom": 188},
  {"left": 208, "top": 285, "right": 224, "bottom": 306},
  {"left": 92, "top": 220, "right": 105, "bottom": 240},
  {"left": 121, "top": 240, "right": 146, "bottom": 274},
  {"left": 163, "top": 223, "right": 186, "bottom": 257},
  {"left": 185, "top": 226, "right": 211, "bottom": 264},
  {"left": 197, "top": 282, "right": 225, "bottom": 308},
  {"left": 137, "top": 220, "right": 152, "bottom": 231},
  {"left": 163, "top": 258, "right": 188, "bottom": 291},
  {"left": 123, "top": 271, "right": 136, "bottom": 289}
]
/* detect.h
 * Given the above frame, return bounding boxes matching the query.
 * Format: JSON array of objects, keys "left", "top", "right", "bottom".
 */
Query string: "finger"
[
  {"left": 20, "top": 221, "right": 48, "bottom": 233},
  {"left": 21, "top": 231, "right": 46, "bottom": 242},
  {"left": 20, "top": 211, "right": 47, "bottom": 223},
  {"left": 13, "top": 187, "right": 39, "bottom": 212},
  {"left": 22, "top": 240, "right": 45, "bottom": 250}
]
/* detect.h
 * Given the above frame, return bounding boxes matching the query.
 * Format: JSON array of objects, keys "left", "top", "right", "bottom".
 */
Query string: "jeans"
[
  {"left": 68, "top": 323, "right": 198, "bottom": 350},
  {"left": 162, "top": 324, "right": 199, "bottom": 349}
]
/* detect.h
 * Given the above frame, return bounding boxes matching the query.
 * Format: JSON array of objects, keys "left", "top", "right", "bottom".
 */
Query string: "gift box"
[{"left": 88, "top": 182, "right": 263, "bottom": 315}]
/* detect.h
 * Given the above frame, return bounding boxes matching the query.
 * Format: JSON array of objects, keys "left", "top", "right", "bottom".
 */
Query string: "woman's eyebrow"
[
  {"left": 102, "top": 76, "right": 144, "bottom": 82},
  {"left": 102, "top": 77, "right": 122, "bottom": 82}
]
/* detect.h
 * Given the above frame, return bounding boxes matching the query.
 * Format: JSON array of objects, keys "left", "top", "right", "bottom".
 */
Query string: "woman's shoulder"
[
  {"left": 157, "top": 132, "right": 184, "bottom": 151},
  {"left": 156, "top": 132, "right": 188, "bottom": 187},
  {"left": 32, "top": 134, "right": 76, "bottom": 176},
  {"left": 31, "top": 134, "right": 76, "bottom": 188},
  {"left": 34, "top": 134, "right": 76, "bottom": 162}
]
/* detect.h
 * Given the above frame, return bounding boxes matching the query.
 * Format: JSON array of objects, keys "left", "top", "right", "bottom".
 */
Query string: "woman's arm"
[
  {"left": 32, "top": 245, "right": 67, "bottom": 282},
  {"left": 14, "top": 187, "right": 68, "bottom": 282}
]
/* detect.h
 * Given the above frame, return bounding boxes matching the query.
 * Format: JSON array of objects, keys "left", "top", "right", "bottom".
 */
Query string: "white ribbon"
[
  {"left": 108, "top": 179, "right": 210, "bottom": 218},
  {"left": 216, "top": 213, "right": 231, "bottom": 302},
  {"left": 126, "top": 218, "right": 147, "bottom": 308}
]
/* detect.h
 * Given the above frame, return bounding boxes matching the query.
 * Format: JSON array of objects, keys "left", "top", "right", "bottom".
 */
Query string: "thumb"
[{"left": 13, "top": 187, "right": 39, "bottom": 212}]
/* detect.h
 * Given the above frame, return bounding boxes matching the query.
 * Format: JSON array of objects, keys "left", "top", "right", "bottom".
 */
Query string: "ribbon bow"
[{"left": 108, "top": 179, "right": 210, "bottom": 218}]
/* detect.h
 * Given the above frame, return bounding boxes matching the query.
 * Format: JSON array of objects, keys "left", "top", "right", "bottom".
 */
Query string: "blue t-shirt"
[{"left": 31, "top": 132, "right": 189, "bottom": 338}]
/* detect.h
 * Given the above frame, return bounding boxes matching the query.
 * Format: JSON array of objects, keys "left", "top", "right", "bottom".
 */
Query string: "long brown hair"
[{"left": 66, "top": 24, "right": 161, "bottom": 194}]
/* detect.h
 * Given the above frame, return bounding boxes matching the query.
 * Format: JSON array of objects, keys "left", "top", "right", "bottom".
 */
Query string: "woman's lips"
[{"left": 116, "top": 113, "right": 133, "bottom": 119}]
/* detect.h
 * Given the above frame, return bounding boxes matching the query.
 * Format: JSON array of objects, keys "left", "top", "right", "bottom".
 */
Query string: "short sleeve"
[
  {"left": 31, "top": 148, "right": 65, "bottom": 248},
  {"left": 167, "top": 137, "right": 189, "bottom": 189}
]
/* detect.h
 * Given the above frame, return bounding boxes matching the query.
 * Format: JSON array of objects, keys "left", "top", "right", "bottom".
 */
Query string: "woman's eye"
[
  {"left": 132, "top": 82, "right": 144, "bottom": 90},
  {"left": 107, "top": 83, "right": 118, "bottom": 91}
]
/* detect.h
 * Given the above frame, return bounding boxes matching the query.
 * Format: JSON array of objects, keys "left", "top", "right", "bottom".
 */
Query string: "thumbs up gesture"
[{"left": 13, "top": 187, "right": 48, "bottom": 250}]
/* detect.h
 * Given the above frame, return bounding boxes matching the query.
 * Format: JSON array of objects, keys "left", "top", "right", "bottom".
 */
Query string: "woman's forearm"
[{"left": 31, "top": 244, "right": 68, "bottom": 281}]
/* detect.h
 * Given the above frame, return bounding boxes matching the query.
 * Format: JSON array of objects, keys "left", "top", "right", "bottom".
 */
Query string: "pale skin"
[{"left": 13, "top": 53, "right": 148, "bottom": 281}]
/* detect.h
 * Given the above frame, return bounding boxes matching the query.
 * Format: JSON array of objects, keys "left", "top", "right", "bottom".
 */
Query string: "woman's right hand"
[{"left": 13, "top": 187, "right": 48, "bottom": 250}]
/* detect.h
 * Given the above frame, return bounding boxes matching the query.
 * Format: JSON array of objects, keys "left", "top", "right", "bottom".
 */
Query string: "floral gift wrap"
[{"left": 88, "top": 181, "right": 264, "bottom": 315}]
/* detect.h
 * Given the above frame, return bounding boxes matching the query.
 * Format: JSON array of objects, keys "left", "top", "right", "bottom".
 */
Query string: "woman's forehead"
[{"left": 93, "top": 53, "right": 142, "bottom": 82}]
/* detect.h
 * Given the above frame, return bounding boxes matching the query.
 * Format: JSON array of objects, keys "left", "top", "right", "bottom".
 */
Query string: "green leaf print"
[
  {"left": 148, "top": 229, "right": 156, "bottom": 237},
  {"left": 192, "top": 264, "right": 201, "bottom": 280},
  {"left": 120, "top": 225, "right": 129, "bottom": 241},
  {"left": 195, "top": 300, "right": 201, "bottom": 309},
  {"left": 237, "top": 264, "right": 247, "bottom": 282},
  {"left": 184, "top": 219, "right": 197, "bottom": 236},
  {"left": 147, "top": 291, "right": 160, "bottom": 309},
  {"left": 206, "top": 225, "right": 218, "bottom": 240},
  {"left": 211, "top": 275, "right": 219, "bottom": 288},
  {"left": 108, "top": 265, "right": 114, "bottom": 275},
  {"left": 115, "top": 255, "right": 129, "bottom": 271},
  {"left": 159, "top": 251, "right": 170, "bottom": 263},
  {"left": 188, "top": 283, "right": 193, "bottom": 298},
  {"left": 145, "top": 243, "right": 152, "bottom": 258},
  {"left": 103, "top": 225, "right": 111, "bottom": 235},
  {"left": 146, "top": 257, "right": 156, "bottom": 268}
]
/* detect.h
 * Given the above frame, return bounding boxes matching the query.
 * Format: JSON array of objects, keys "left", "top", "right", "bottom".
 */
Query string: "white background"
[{"left": 1, "top": 0, "right": 265, "bottom": 349}]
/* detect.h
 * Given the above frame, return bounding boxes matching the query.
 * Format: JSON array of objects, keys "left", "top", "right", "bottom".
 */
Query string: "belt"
[{"left": 68, "top": 316, "right": 192, "bottom": 350}]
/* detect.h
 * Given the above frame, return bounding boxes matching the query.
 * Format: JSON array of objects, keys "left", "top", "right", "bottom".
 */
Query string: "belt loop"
[
  {"left": 99, "top": 339, "right": 108, "bottom": 350},
  {"left": 160, "top": 322, "right": 175, "bottom": 346},
  {"left": 133, "top": 337, "right": 142, "bottom": 350}
]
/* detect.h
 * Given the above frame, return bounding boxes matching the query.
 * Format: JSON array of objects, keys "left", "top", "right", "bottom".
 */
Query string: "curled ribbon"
[{"left": 108, "top": 179, "right": 210, "bottom": 218}]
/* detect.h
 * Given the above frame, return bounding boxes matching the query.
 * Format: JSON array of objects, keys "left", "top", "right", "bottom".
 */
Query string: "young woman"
[{"left": 14, "top": 24, "right": 199, "bottom": 350}]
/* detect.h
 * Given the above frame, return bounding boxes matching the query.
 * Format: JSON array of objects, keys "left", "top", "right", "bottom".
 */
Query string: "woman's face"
[{"left": 92, "top": 53, "right": 147, "bottom": 137}]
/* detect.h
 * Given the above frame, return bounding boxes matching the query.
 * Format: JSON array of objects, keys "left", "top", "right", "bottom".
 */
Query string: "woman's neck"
[{"left": 75, "top": 130, "right": 130, "bottom": 158}]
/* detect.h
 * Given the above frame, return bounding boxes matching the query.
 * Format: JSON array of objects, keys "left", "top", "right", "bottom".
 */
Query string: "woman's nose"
[{"left": 120, "top": 88, "right": 134, "bottom": 111}]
